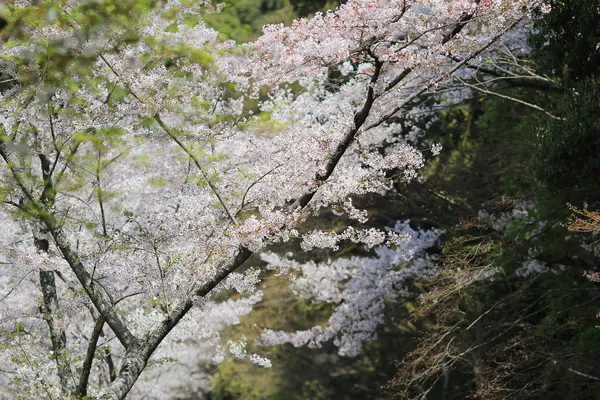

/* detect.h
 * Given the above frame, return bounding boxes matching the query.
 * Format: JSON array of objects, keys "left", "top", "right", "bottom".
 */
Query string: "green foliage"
[
  {"left": 203, "top": 0, "right": 337, "bottom": 42},
  {"left": 1, "top": 0, "right": 155, "bottom": 88},
  {"left": 529, "top": 0, "right": 600, "bottom": 82},
  {"left": 203, "top": 0, "right": 292, "bottom": 42},
  {"left": 384, "top": 65, "right": 600, "bottom": 398},
  {"left": 412, "top": 92, "right": 545, "bottom": 229},
  {"left": 532, "top": 79, "right": 600, "bottom": 199},
  {"left": 390, "top": 199, "right": 600, "bottom": 399},
  {"left": 289, "top": 0, "right": 331, "bottom": 16}
]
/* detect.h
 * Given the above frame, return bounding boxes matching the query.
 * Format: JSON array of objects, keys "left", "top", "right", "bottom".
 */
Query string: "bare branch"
[{"left": 456, "top": 77, "right": 564, "bottom": 120}]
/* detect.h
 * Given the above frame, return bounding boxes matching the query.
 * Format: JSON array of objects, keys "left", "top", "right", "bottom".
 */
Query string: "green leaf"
[
  {"left": 73, "top": 132, "right": 93, "bottom": 143},
  {"left": 141, "top": 117, "right": 155, "bottom": 129},
  {"left": 166, "top": 22, "right": 178, "bottom": 33},
  {"left": 189, "top": 49, "right": 213, "bottom": 66},
  {"left": 147, "top": 177, "right": 167, "bottom": 187}
]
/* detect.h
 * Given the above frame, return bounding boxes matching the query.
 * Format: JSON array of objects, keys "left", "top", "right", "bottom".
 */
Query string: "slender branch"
[
  {"left": 103, "top": 340, "right": 117, "bottom": 383},
  {"left": 153, "top": 115, "right": 237, "bottom": 225},
  {"left": 0, "top": 269, "right": 34, "bottom": 303},
  {"left": 236, "top": 164, "right": 282, "bottom": 217},
  {"left": 445, "top": 54, "right": 558, "bottom": 91},
  {"left": 384, "top": 4, "right": 478, "bottom": 93},
  {"left": 77, "top": 316, "right": 105, "bottom": 397},
  {"left": 366, "top": 18, "right": 522, "bottom": 131},
  {"left": 456, "top": 77, "right": 564, "bottom": 120},
  {"left": 54, "top": 141, "right": 81, "bottom": 187},
  {"left": 97, "top": 55, "right": 238, "bottom": 226},
  {"left": 567, "top": 367, "right": 600, "bottom": 381},
  {"left": 96, "top": 146, "right": 108, "bottom": 237},
  {"left": 153, "top": 243, "right": 171, "bottom": 317},
  {"left": 39, "top": 153, "right": 55, "bottom": 206}
]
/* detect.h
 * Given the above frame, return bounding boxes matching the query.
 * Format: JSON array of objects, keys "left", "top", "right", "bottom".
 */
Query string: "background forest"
[{"left": 191, "top": 1, "right": 600, "bottom": 399}]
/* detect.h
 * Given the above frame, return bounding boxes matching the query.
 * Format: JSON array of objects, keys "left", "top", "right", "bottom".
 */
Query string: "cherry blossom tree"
[{"left": 0, "top": 0, "right": 547, "bottom": 398}]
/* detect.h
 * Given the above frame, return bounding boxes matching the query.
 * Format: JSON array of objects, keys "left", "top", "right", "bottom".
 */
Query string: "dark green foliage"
[
  {"left": 204, "top": 0, "right": 335, "bottom": 42},
  {"left": 532, "top": 79, "right": 600, "bottom": 199},
  {"left": 204, "top": 0, "right": 288, "bottom": 42},
  {"left": 289, "top": 0, "right": 330, "bottom": 16},
  {"left": 529, "top": 0, "right": 600, "bottom": 82},
  {"left": 389, "top": 189, "right": 600, "bottom": 399}
]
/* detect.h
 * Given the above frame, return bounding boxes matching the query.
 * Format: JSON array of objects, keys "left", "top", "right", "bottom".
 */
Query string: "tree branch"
[
  {"left": 39, "top": 270, "right": 77, "bottom": 395},
  {"left": 99, "top": 44, "right": 387, "bottom": 400},
  {"left": 153, "top": 114, "right": 238, "bottom": 226},
  {"left": 0, "top": 133, "right": 139, "bottom": 350},
  {"left": 293, "top": 58, "right": 384, "bottom": 210},
  {"left": 76, "top": 317, "right": 105, "bottom": 397},
  {"left": 96, "top": 54, "right": 238, "bottom": 226},
  {"left": 456, "top": 77, "right": 564, "bottom": 120},
  {"left": 366, "top": 18, "right": 522, "bottom": 131}
]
